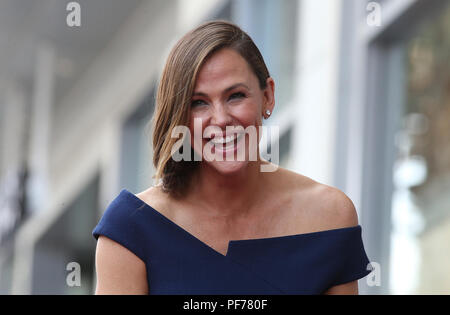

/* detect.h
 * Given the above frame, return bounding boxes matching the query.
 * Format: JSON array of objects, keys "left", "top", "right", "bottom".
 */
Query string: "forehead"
[{"left": 194, "top": 48, "right": 254, "bottom": 90}]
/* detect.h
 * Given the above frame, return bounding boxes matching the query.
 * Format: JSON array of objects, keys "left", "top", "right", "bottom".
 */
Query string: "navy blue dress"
[{"left": 92, "top": 189, "right": 371, "bottom": 294}]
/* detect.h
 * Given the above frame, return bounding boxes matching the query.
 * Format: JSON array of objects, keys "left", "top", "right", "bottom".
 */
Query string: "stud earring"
[{"left": 264, "top": 110, "right": 271, "bottom": 119}]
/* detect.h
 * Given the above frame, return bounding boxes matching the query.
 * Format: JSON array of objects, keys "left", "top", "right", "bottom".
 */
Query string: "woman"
[{"left": 93, "top": 20, "right": 371, "bottom": 295}]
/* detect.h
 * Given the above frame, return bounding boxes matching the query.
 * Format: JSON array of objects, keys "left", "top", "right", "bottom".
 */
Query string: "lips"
[
  {"left": 210, "top": 134, "right": 238, "bottom": 145},
  {"left": 209, "top": 133, "right": 245, "bottom": 154}
]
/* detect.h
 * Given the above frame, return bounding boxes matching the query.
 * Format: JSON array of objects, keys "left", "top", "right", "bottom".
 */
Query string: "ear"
[{"left": 262, "top": 77, "right": 275, "bottom": 116}]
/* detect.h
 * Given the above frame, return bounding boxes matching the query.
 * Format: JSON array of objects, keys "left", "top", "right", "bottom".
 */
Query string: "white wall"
[{"left": 291, "top": 0, "right": 342, "bottom": 186}]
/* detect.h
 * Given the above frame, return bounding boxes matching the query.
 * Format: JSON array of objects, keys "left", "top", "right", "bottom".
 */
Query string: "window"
[
  {"left": 390, "top": 2, "right": 450, "bottom": 294},
  {"left": 232, "top": 0, "right": 298, "bottom": 108},
  {"left": 32, "top": 174, "right": 99, "bottom": 294},
  {"left": 120, "top": 89, "right": 155, "bottom": 193}
]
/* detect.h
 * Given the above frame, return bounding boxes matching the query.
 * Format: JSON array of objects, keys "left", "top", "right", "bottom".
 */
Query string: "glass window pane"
[{"left": 390, "top": 1, "right": 450, "bottom": 294}]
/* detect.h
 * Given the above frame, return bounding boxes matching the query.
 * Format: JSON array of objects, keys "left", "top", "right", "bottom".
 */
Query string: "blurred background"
[{"left": 0, "top": 0, "right": 449, "bottom": 294}]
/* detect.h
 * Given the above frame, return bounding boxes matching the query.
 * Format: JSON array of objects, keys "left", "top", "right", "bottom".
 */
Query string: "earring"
[{"left": 264, "top": 110, "right": 271, "bottom": 119}]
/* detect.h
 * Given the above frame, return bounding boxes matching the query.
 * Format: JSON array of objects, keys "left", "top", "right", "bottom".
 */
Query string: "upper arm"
[
  {"left": 95, "top": 235, "right": 148, "bottom": 295},
  {"left": 324, "top": 280, "right": 359, "bottom": 295},
  {"left": 315, "top": 185, "right": 361, "bottom": 294}
]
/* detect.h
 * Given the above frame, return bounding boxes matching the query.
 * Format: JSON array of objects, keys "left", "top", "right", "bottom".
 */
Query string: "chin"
[{"left": 206, "top": 159, "right": 249, "bottom": 175}]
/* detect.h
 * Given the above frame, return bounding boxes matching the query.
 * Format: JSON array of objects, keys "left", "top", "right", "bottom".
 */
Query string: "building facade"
[{"left": 0, "top": 0, "right": 449, "bottom": 294}]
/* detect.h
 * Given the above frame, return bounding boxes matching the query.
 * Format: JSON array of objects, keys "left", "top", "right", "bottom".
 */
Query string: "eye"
[
  {"left": 228, "top": 92, "right": 246, "bottom": 101},
  {"left": 191, "top": 99, "right": 207, "bottom": 107}
]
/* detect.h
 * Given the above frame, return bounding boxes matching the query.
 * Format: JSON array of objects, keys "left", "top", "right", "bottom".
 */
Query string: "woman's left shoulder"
[
  {"left": 275, "top": 167, "right": 359, "bottom": 231},
  {"left": 310, "top": 182, "right": 359, "bottom": 229}
]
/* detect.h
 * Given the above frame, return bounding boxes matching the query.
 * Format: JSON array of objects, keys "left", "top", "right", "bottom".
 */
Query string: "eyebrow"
[{"left": 193, "top": 83, "right": 250, "bottom": 97}]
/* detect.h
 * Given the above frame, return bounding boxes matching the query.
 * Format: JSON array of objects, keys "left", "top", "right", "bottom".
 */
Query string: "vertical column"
[
  {"left": 291, "top": 0, "right": 342, "bottom": 185},
  {"left": 0, "top": 83, "right": 27, "bottom": 178},
  {"left": 0, "top": 82, "right": 27, "bottom": 247},
  {"left": 11, "top": 43, "right": 55, "bottom": 294},
  {"left": 26, "top": 43, "right": 55, "bottom": 215}
]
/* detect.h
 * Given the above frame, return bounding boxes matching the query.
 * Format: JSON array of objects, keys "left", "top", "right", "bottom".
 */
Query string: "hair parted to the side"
[{"left": 151, "top": 20, "right": 270, "bottom": 198}]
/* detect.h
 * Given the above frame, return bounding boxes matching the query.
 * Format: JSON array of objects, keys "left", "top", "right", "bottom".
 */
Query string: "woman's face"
[{"left": 188, "top": 48, "right": 274, "bottom": 175}]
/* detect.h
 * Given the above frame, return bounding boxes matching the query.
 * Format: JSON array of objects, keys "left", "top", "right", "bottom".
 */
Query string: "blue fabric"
[{"left": 93, "top": 189, "right": 372, "bottom": 294}]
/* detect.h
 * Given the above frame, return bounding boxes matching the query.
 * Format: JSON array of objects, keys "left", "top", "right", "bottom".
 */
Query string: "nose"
[{"left": 210, "top": 102, "right": 233, "bottom": 129}]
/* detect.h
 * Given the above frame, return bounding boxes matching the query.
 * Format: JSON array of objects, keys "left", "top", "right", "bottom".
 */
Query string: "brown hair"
[{"left": 151, "top": 20, "right": 270, "bottom": 198}]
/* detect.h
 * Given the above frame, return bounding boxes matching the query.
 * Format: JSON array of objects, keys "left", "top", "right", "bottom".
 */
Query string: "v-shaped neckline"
[{"left": 123, "top": 189, "right": 362, "bottom": 258}]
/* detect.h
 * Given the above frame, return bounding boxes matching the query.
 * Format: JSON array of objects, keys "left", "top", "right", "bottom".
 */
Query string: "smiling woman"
[
  {"left": 151, "top": 21, "right": 274, "bottom": 198},
  {"left": 92, "top": 20, "right": 372, "bottom": 295}
]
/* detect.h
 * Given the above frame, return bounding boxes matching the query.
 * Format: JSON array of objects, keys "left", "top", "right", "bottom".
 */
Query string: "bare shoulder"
[
  {"left": 95, "top": 235, "right": 148, "bottom": 294},
  {"left": 135, "top": 185, "right": 173, "bottom": 216},
  {"left": 310, "top": 181, "right": 359, "bottom": 229},
  {"left": 94, "top": 185, "right": 171, "bottom": 294},
  {"left": 136, "top": 184, "right": 166, "bottom": 202},
  {"left": 274, "top": 167, "right": 359, "bottom": 232}
]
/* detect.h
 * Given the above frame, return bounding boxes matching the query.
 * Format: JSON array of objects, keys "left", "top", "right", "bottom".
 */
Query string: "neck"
[{"left": 186, "top": 157, "right": 268, "bottom": 219}]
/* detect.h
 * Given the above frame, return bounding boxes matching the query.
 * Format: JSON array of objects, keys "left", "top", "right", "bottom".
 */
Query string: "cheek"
[
  {"left": 234, "top": 100, "right": 262, "bottom": 126},
  {"left": 188, "top": 116, "right": 206, "bottom": 153}
]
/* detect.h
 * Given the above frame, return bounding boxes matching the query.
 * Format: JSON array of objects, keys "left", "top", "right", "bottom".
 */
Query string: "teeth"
[
  {"left": 210, "top": 133, "right": 244, "bottom": 151},
  {"left": 211, "top": 134, "right": 236, "bottom": 144}
]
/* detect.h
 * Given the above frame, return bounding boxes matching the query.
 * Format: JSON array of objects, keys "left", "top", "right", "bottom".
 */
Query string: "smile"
[{"left": 210, "top": 133, "right": 244, "bottom": 149}]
